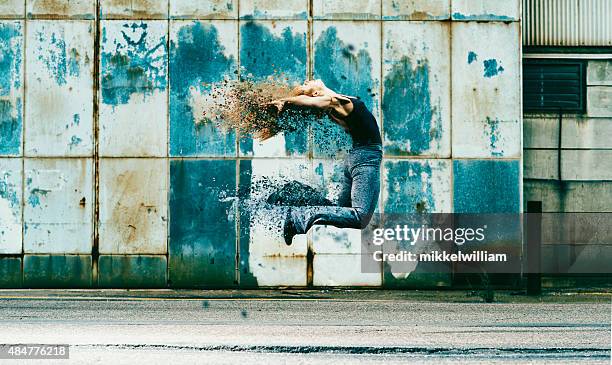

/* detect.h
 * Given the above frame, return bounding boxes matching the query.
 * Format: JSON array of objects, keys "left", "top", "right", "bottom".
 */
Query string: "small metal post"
[{"left": 526, "top": 201, "right": 542, "bottom": 295}]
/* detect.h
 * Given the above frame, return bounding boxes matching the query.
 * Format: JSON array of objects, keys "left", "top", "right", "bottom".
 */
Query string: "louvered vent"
[{"left": 523, "top": 60, "right": 585, "bottom": 112}]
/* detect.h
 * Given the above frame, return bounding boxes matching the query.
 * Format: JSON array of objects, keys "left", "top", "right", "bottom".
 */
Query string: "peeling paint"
[
  {"left": 169, "top": 159, "right": 237, "bottom": 287},
  {"left": 101, "top": 22, "right": 167, "bottom": 106},
  {"left": 467, "top": 51, "right": 477, "bottom": 64},
  {"left": 170, "top": 21, "right": 237, "bottom": 157},
  {"left": 383, "top": 56, "right": 442, "bottom": 155},
  {"left": 313, "top": 24, "right": 378, "bottom": 157},
  {"left": 452, "top": 13, "right": 514, "bottom": 21},
  {"left": 484, "top": 117, "right": 503, "bottom": 156},
  {"left": 0, "top": 159, "right": 21, "bottom": 254},
  {"left": 239, "top": 21, "right": 307, "bottom": 157},
  {"left": 25, "top": 20, "right": 93, "bottom": 157},
  {"left": 170, "top": 0, "right": 237, "bottom": 19},
  {"left": 483, "top": 58, "right": 504, "bottom": 78},
  {"left": 0, "top": 21, "right": 22, "bottom": 156}
]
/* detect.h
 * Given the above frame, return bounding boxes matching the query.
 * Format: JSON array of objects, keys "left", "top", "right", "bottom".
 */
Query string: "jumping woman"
[{"left": 267, "top": 79, "right": 383, "bottom": 245}]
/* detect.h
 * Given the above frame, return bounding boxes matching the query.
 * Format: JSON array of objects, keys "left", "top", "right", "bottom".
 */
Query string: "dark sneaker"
[{"left": 283, "top": 209, "right": 297, "bottom": 246}]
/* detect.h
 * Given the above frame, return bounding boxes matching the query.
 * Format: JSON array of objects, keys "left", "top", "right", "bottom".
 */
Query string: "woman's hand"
[{"left": 265, "top": 99, "right": 286, "bottom": 115}]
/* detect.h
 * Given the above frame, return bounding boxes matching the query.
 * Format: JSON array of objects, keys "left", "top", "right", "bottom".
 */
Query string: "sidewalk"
[{"left": 0, "top": 288, "right": 609, "bottom": 302}]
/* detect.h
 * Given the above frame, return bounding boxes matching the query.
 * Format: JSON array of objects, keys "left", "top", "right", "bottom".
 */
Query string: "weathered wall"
[
  {"left": 524, "top": 60, "right": 612, "bottom": 282},
  {"left": 0, "top": 0, "right": 521, "bottom": 288}
]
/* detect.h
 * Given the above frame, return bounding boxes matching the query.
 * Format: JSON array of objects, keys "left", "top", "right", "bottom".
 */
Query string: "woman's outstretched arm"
[{"left": 267, "top": 95, "right": 336, "bottom": 114}]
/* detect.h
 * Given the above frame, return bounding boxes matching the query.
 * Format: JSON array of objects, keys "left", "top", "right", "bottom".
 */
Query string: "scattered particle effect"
[{"left": 203, "top": 76, "right": 328, "bottom": 141}]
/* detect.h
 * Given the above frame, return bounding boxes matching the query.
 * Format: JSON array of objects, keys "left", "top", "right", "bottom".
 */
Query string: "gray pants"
[{"left": 291, "top": 144, "right": 383, "bottom": 234}]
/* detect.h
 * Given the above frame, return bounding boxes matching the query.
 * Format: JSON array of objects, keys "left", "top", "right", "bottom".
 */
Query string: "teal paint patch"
[
  {"left": 240, "top": 21, "right": 306, "bottom": 82},
  {"left": 484, "top": 117, "right": 503, "bottom": 156},
  {"left": 27, "top": 188, "right": 49, "bottom": 208},
  {"left": 101, "top": 22, "right": 167, "bottom": 106},
  {"left": 98, "top": 255, "right": 167, "bottom": 288},
  {"left": 0, "top": 21, "right": 22, "bottom": 93},
  {"left": 0, "top": 21, "right": 22, "bottom": 155},
  {"left": 383, "top": 57, "right": 442, "bottom": 156},
  {"left": 453, "top": 160, "right": 520, "bottom": 213},
  {"left": 313, "top": 26, "right": 377, "bottom": 157},
  {"left": 0, "top": 257, "right": 21, "bottom": 288},
  {"left": 170, "top": 21, "right": 236, "bottom": 157},
  {"left": 35, "top": 29, "right": 81, "bottom": 86},
  {"left": 239, "top": 21, "right": 307, "bottom": 156},
  {"left": 73, "top": 113, "right": 80, "bottom": 125},
  {"left": 169, "top": 160, "right": 237, "bottom": 288},
  {"left": 452, "top": 13, "right": 514, "bottom": 21},
  {"left": 483, "top": 59, "right": 504, "bottom": 78},
  {"left": 0, "top": 170, "right": 19, "bottom": 208},
  {"left": 0, "top": 99, "right": 22, "bottom": 155},
  {"left": 383, "top": 160, "right": 435, "bottom": 213},
  {"left": 23, "top": 255, "right": 92, "bottom": 288},
  {"left": 242, "top": 10, "right": 308, "bottom": 20},
  {"left": 68, "top": 135, "right": 82, "bottom": 149},
  {"left": 467, "top": 51, "right": 477, "bottom": 64}
]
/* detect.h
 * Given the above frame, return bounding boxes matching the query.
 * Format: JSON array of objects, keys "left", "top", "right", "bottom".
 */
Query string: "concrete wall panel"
[
  {"left": 451, "top": 0, "right": 520, "bottom": 21},
  {"left": 452, "top": 22, "right": 520, "bottom": 158},
  {"left": 313, "top": 0, "right": 380, "bottom": 20},
  {"left": 24, "top": 158, "right": 93, "bottom": 253},
  {"left": 587, "top": 86, "right": 612, "bottom": 118},
  {"left": 99, "top": 158, "right": 168, "bottom": 254},
  {"left": 101, "top": 0, "right": 168, "bottom": 19},
  {"left": 0, "top": 158, "right": 22, "bottom": 254},
  {"left": 525, "top": 150, "right": 612, "bottom": 181},
  {"left": 169, "top": 159, "right": 236, "bottom": 288},
  {"left": 0, "top": 256, "right": 21, "bottom": 287},
  {"left": 100, "top": 20, "right": 168, "bottom": 157},
  {"left": 23, "top": 254, "right": 92, "bottom": 287},
  {"left": 239, "top": 0, "right": 307, "bottom": 20},
  {"left": 524, "top": 180, "right": 612, "bottom": 213},
  {"left": 383, "top": 159, "right": 451, "bottom": 214},
  {"left": 0, "top": 21, "right": 23, "bottom": 156},
  {"left": 239, "top": 20, "right": 308, "bottom": 157},
  {"left": 26, "top": 0, "right": 95, "bottom": 19},
  {"left": 98, "top": 255, "right": 167, "bottom": 288},
  {"left": 170, "top": 0, "right": 237, "bottom": 19},
  {"left": 170, "top": 20, "right": 237, "bottom": 157},
  {"left": 453, "top": 159, "right": 520, "bottom": 213},
  {"left": 524, "top": 149, "right": 558, "bottom": 180},
  {"left": 383, "top": 21, "right": 450, "bottom": 157},
  {"left": 313, "top": 21, "right": 381, "bottom": 158},
  {"left": 25, "top": 20, "right": 94, "bottom": 157},
  {"left": 312, "top": 226, "right": 362, "bottom": 255},
  {"left": 313, "top": 254, "right": 381, "bottom": 286},
  {"left": 0, "top": 0, "right": 24, "bottom": 18},
  {"left": 524, "top": 116, "right": 612, "bottom": 149},
  {"left": 587, "top": 60, "right": 612, "bottom": 86},
  {"left": 382, "top": 0, "right": 449, "bottom": 20},
  {"left": 561, "top": 150, "right": 612, "bottom": 181},
  {"left": 239, "top": 159, "right": 309, "bottom": 287}
]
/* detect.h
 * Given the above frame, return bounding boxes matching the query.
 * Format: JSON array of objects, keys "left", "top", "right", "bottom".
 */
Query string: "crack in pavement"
[{"left": 74, "top": 344, "right": 611, "bottom": 358}]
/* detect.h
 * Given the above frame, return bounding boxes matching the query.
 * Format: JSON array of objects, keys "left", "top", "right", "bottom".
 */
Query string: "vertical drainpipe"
[
  {"left": 557, "top": 108, "right": 562, "bottom": 183},
  {"left": 92, "top": 0, "right": 101, "bottom": 287}
]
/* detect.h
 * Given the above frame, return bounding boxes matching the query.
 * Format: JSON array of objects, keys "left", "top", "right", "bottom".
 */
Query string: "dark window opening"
[{"left": 523, "top": 59, "right": 586, "bottom": 113}]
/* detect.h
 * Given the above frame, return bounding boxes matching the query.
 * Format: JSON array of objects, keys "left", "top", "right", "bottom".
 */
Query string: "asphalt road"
[{"left": 0, "top": 290, "right": 609, "bottom": 364}]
